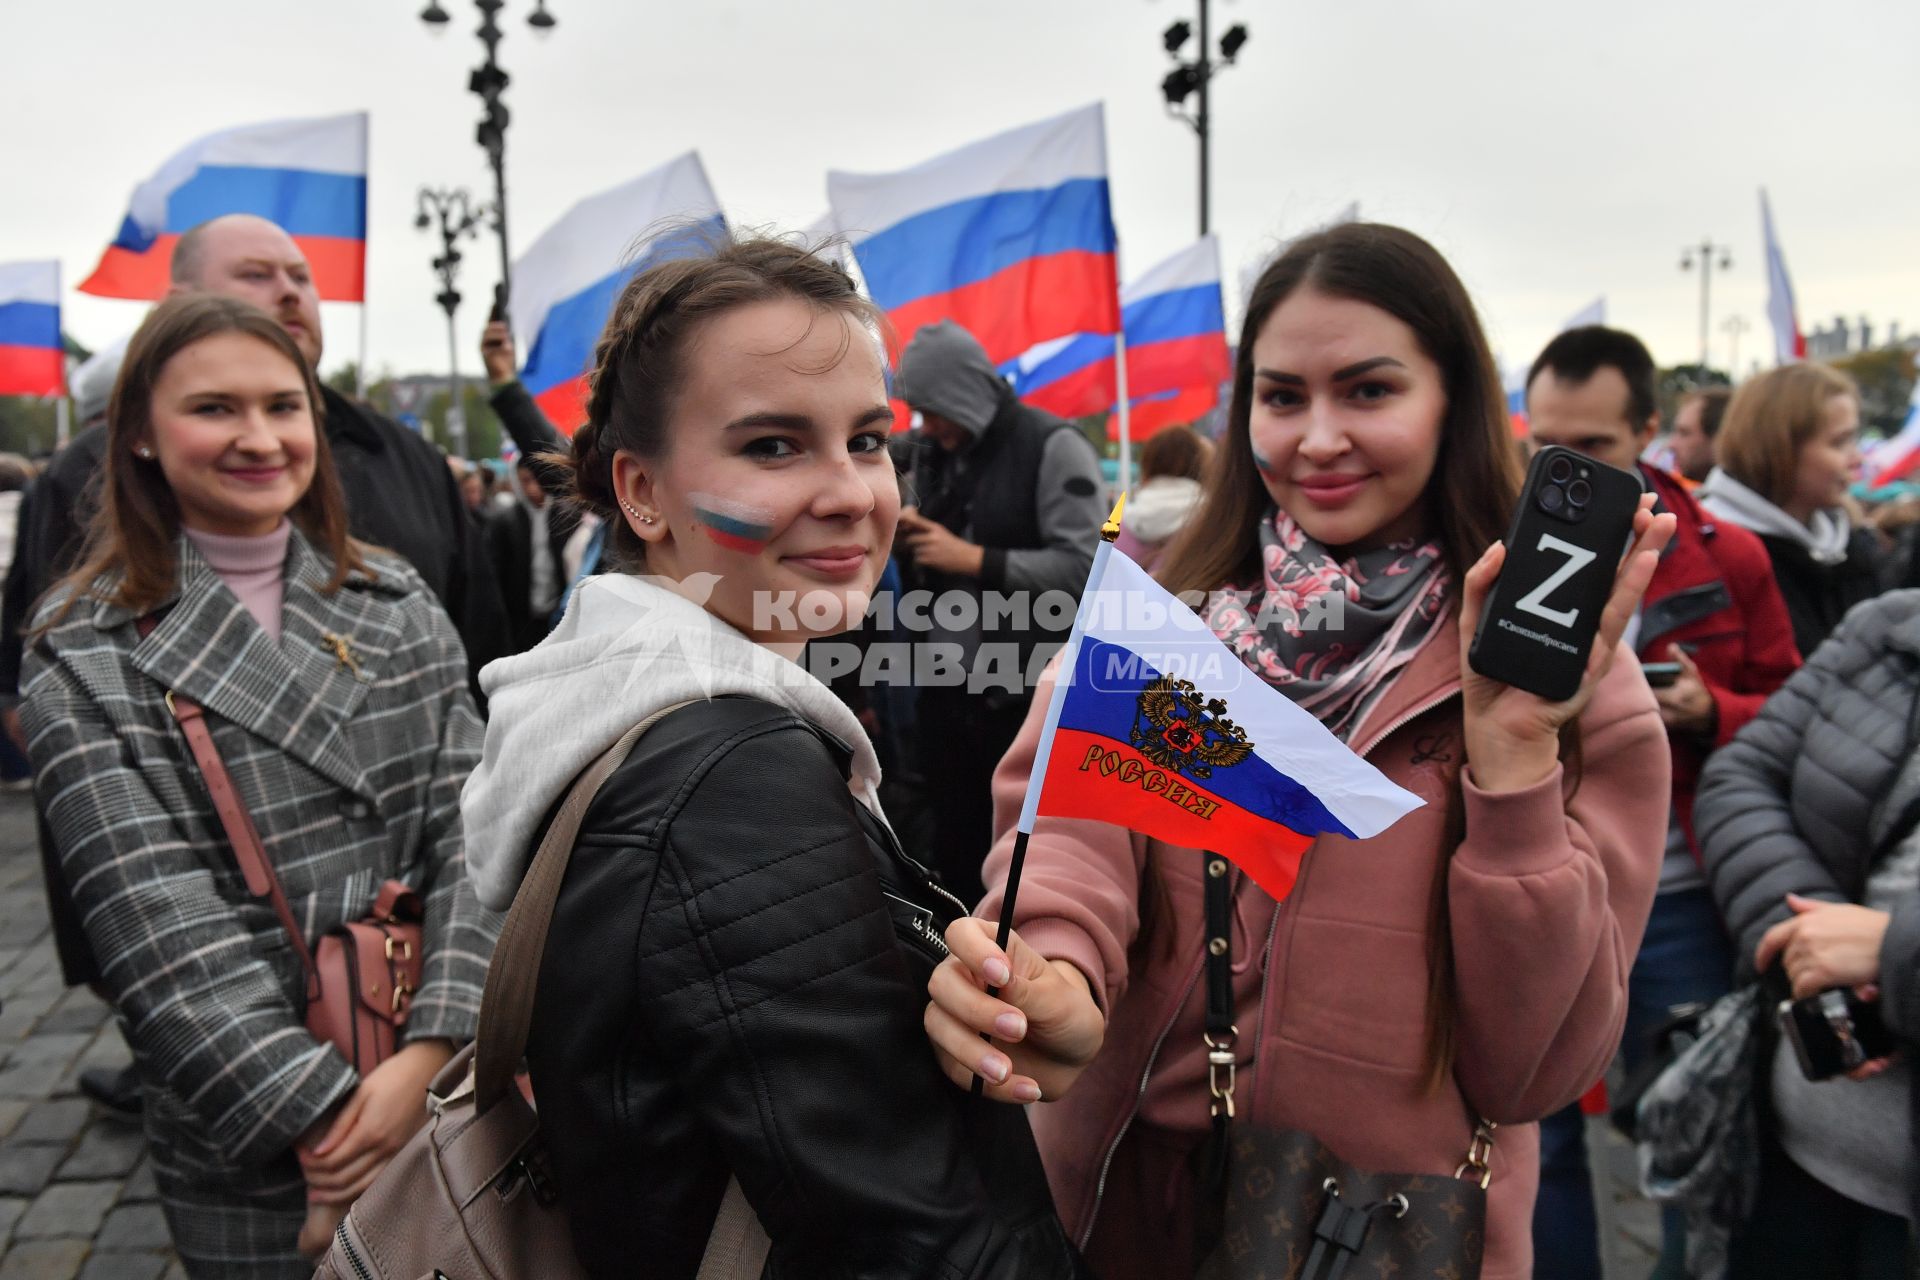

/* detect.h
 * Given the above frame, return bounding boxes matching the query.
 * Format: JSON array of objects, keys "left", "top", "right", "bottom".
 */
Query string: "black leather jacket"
[{"left": 525, "top": 697, "right": 1082, "bottom": 1279}]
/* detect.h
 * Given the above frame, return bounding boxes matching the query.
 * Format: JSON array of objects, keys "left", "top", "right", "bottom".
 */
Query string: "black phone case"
[
  {"left": 1781, "top": 990, "right": 1897, "bottom": 1081},
  {"left": 1467, "top": 446, "right": 1644, "bottom": 702}
]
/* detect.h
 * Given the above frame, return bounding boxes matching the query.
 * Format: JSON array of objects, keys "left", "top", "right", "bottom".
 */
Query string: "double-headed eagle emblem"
[{"left": 1131, "top": 675, "right": 1253, "bottom": 780}]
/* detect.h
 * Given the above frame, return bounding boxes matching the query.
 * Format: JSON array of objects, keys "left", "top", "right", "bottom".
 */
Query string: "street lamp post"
[
  {"left": 1158, "top": 2, "right": 1248, "bottom": 238},
  {"left": 419, "top": 0, "right": 556, "bottom": 316},
  {"left": 1721, "top": 314, "right": 1750, "bottom": 381},
  {"left": 1679, "top": 237, "right": 1732, "bottom": 369},
  {"left": 416, "top": 187, "right": 491, "bottom": 458}
]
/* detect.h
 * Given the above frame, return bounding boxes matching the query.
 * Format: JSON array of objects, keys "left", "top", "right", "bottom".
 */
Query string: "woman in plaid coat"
[{"left": 21, "top": 295, "right": 496, "bottom": 1276}]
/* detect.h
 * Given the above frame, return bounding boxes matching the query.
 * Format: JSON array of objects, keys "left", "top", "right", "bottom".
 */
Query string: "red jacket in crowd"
[{"left": 1635, "top": 464, "right": 1802, "bottom": 858}]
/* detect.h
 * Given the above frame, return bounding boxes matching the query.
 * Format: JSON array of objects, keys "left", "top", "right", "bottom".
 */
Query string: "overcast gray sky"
[{"left": 4, "top": 0, "right": 1916, "bottom": 391}]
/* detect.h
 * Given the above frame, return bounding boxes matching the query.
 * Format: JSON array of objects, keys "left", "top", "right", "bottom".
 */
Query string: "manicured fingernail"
[
  {"left": 1013, "top": 1081, "right": 1042, "bottom": 1103},
  {"left": 979, "top": 1052, "right": 1010, "bottom": 1084},
  {"left": 995, "top": 1011, "right": 1028, "bottom": 1041},
  {"left": 984, "top": 956, "right": 1011, "bottom": 986}
]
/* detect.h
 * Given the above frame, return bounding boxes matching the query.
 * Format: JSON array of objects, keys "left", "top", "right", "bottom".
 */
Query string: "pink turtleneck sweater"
[{"left": 183, "top": 521, "right": 292, "bottom": 643}]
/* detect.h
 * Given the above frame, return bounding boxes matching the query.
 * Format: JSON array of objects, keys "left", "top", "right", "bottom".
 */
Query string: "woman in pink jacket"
[{"left": 923, "top": 223, "right": 1674, "bottom": 1279}]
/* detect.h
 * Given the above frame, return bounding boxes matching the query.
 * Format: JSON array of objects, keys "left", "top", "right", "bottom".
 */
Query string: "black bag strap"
[{"left": 1197, "top": 848, "right": 1497, "bottom": 1189}]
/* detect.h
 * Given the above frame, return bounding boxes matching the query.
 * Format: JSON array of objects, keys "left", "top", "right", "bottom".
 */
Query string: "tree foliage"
[{"left": 1832, "top": 347, "right": 1917, "bottom": 438}]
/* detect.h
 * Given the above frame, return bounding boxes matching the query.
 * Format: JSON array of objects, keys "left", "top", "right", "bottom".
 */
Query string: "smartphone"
[
  {"left": 488, "top": 282, "right": 509, "bottom": 324},
  {"left": 1780, "top": 988, "right": 1897, "bottom": 1081},
  {"left": 1641, "top": 662, "right": 1682, "bottom": 689},
  {"left": 1467, "top": 446, "right": 1645, "bottom": 702}
]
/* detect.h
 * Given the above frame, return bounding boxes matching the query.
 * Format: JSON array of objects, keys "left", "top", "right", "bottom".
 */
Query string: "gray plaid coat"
[{"left": 22, "top": 529, "right": 497, "bottom": 1277}]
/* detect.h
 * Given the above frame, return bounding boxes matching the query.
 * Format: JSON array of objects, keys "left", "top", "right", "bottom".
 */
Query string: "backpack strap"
[{"left": 472, "top": 701, "right": 695, "bottom": 1111}]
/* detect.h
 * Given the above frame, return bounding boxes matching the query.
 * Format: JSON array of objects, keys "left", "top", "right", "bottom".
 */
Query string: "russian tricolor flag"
[
  {"left": 1865, "top": 379, "right": 1920, "bottom": 486},
  {"left": 1008, "top": 236, "right": 1231, "bottom": 431},
  {"left": 512, "top": 152, "right": 726, "bottom": 434},
  {"left": 80, "top": 113, "right": 368, "bottom": 302},
  {"left": 0, "top": 262, "right": 65, "bottom": 399},
  {"left": 1761, "top": 188, "right": 1805, "bottom": 365},
  {"left": 1022, "top": 536, "right": 1423, "bottom": 903},
  {"left": 828, "top": 104, "right": 1120, "bottom": 370}
]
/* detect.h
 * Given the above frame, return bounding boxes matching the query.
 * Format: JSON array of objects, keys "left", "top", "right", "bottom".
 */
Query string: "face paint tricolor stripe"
[
  {"left": 689, "top": 493, "right": 776, "bottom": 553},
  {"left": 1252, "top": 446, "right": 1279, "bottom": 476}
]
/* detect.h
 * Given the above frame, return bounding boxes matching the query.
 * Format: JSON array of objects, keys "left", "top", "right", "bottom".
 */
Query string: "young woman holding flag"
[{"left": 924, "top": 222, "right": 1675, "bottom": 1279}]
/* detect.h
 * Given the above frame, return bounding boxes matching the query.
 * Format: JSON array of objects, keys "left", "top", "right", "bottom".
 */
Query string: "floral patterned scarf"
[{"left": 1206, "top": 507, "right": 1451, "bottom": 742}]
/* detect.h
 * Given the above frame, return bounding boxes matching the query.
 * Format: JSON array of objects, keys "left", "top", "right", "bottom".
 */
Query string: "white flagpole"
[
  {"left": 54, "top": 260, "right": 70, "bottom": 448},
  {"left": 975, "top": 495, "right": 1124, "bottom": 1097},
  {"left": 1114, "top": 330, "right": 1134, "bottom": 496}
]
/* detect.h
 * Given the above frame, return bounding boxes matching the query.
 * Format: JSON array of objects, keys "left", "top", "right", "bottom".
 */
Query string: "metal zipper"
[
  {"left": 1081, "top": 950, "right": 1208, "bottom": 1250},
  {"left": 1352, "top": 685, "right": 1460, "bottom": 762},
  {"left": 335, "top": 1219, "right": 375, "bottom": 1280},
  {"left": 882, "top": 891, "right": 951, "bottom": 958}
]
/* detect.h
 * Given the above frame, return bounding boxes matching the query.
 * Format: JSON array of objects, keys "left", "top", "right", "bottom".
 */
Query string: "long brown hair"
[
  {"left": 1155, "top": 223, "right": 1529, "bottom": 1094},
  {"left": 43, "top": 294, "right": 362, "bottom": 628},
  {"left": 1716, "top": 363, "right": 1858, "bottom": 507}
]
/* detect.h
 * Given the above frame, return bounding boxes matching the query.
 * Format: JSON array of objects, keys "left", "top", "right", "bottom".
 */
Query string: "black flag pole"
[{"left": 971, "top": 494, "right": 1127, "bottom": 1098}]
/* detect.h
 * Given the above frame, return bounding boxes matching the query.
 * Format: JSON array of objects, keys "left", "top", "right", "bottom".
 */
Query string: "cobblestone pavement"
[
  {"left": 0, "top": 790, "right": 179, "bottom": 1279},
  {"left": 0, "top": 782, "right": 1664, "bottom": 1278}
]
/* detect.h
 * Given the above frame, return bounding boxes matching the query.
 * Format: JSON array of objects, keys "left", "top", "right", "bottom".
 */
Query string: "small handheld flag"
[{"left": 973, "top": 496, "right": 1424, "bottom": 1091}]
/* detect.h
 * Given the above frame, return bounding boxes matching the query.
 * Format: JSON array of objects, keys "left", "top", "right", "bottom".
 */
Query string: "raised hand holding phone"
[{"left": 1458, "top": 459, "right": 1675, "bottom": 793}]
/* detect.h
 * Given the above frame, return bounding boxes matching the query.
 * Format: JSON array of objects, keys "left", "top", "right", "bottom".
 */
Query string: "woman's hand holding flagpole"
[{"left": 967, "top": 496, "right": 1127, "bottom": 1098}]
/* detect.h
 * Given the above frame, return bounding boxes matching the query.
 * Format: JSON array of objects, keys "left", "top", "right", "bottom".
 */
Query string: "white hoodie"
[{"left": 460, "top": 573, "right": 884, "bottom": 912}]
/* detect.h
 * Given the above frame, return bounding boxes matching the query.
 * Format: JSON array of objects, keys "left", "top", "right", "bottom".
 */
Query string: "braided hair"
[{"left": 551, "top": 233, "right": 882, "bottom": 571}]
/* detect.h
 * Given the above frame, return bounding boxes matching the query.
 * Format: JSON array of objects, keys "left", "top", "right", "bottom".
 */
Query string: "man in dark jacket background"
[
  {"left": 1525, "top": 324, "right": 1804, "bottom": 1278},
  {"left": 893, "top": 319, "right": 1106, "bottom": 897},
  {"left": 486, "top": 455, "right": 580, "bottom": 652},
  {"left": 0, "top": 214, "right": 514, "bottom": 1113}
]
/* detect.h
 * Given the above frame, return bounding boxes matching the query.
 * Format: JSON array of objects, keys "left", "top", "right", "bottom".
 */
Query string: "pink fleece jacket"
[{"left": 977, "top": 611, "right": 1668, "bottom": 1279}]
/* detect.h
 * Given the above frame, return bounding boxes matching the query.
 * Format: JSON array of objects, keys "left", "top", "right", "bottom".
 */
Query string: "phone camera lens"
[
  {"left": 1547, "top": 455, "right": 1575, "bottom": 484},
  {"left": 1566, "top": 479, "right": 1592, "bottom": 507},
  {"left": 1538, "top": 484, "right": 1567, "bottom": 514}
]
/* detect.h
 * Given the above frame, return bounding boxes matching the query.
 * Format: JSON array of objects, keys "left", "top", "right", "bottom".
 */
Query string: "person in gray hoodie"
[{"left": 893, "top": 319, "right": 1107, "bottom": 897}]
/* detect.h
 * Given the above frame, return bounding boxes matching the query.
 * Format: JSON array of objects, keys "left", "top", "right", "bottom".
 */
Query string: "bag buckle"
[
  {"left": 1205, "top": 1027, "right": 1238, "bottom": 1120},
  {"left": 385, "top": 934, "right": 413, "bottom": 962},
  {"left": 390, "top": 971, "right": 414, "bottom": 1016},
  {"left": 1453, "top": 1119, "right": 1498, "bottom": 1190}
]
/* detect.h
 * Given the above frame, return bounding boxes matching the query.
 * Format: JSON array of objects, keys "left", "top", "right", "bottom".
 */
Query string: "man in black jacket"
[
  {"left": 486, "top": 455, "right": 580, "bottom": 651},
  {"left": 893, "top": 320, "right": 1106, "bottom": 897},
  {"left": 0, "top": 216, "right": 513, "bottom": 1107}
]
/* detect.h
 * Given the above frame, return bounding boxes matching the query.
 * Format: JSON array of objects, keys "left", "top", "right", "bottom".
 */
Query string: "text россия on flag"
[{"left": 1023, "top": 543, "right": 1424, "bottom": 904}]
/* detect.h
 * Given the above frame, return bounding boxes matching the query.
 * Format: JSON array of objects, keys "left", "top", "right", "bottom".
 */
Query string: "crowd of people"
[{"left": 0, "top": 210, "right": 1914, "bottom": 1280}]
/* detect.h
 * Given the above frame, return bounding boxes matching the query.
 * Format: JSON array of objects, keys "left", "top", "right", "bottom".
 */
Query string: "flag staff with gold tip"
[{"left": 972, "top": 492, "right": 1126, "bottom": 1096}]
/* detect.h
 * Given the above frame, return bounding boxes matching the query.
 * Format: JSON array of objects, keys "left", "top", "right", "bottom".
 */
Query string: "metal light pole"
[
  {"left": 420, "top": 0, "right": 556, "bottom": 317},
  {"left": 1721, "top": 314, "right": 1750, "bottom": 381},
  {"left": 1159, "top": 3, "right": 1248, "bottom": 238},
  {"left": 416, "top": 187, "right": 491, "bottom": 458},
  {"left": 1679, "top": 238, "right": 1732, "bottom": 369}
]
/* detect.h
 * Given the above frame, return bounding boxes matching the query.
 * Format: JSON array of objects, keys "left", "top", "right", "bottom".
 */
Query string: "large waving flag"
[
  {"left": 0, "top": 262, "right": 64, "bottom": 398},
  {"left": 1761, "top": 188, "right": 1805, "bottom": 365},
  {"left": 1017, "top": 522, "right": 1423, "bottom": 903},
  {"left": 1864, "top": 376, "right": 1920, "bottom": 487},
  {"left": 1009, "top": 236, "right": 1231, "bottom": 431},
  {"left": 512, "top": 152, "right": 726, "bottom": 434},
  {"left": 80, "top": 113, "right": 368, "bottom": 301},
  {"left": 828, "top": 104, "right": 1120, "bottom": 369}
]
